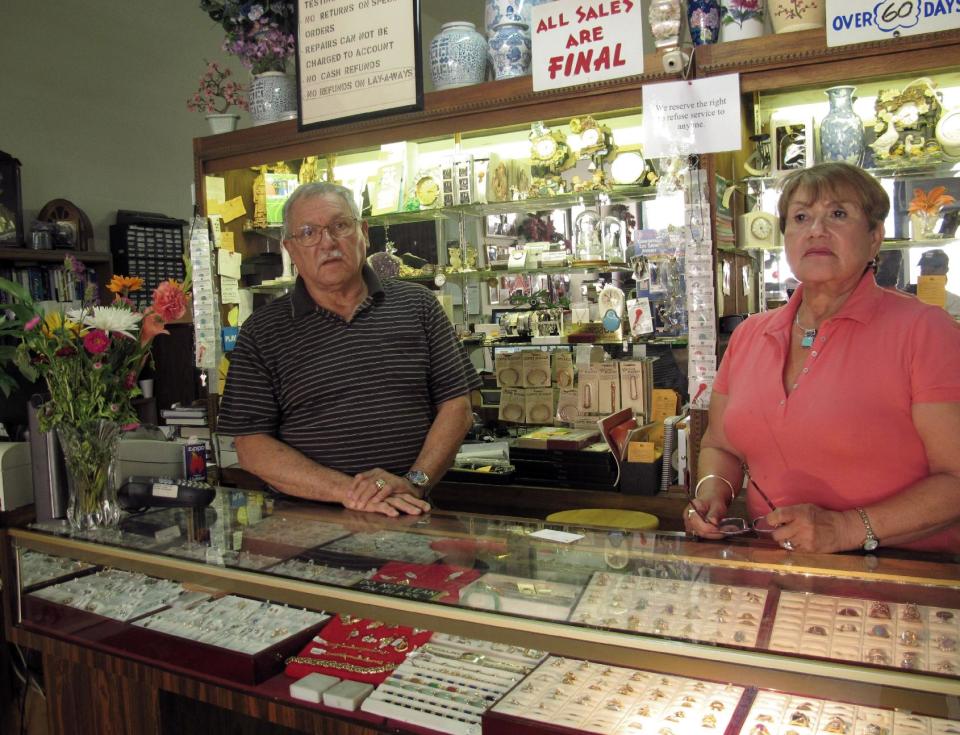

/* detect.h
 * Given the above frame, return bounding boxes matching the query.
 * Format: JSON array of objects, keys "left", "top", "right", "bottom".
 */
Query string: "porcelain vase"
[
  {"left": 57, "top": 420, "right": 123, "bottom": 531},
  {"left": 485, "top": 0, "right": 551, "bottom": 35},
  {"left": 489, "top": 21, "right": 532, "bottom": 80},
  {"left": 430, "top": 22, "right": 487, "bottom": 90},
  {"left": 205, "top": 113, "right": 240, "bottom": 135},
  {"left": 819, "top": 85, "right": 864, "bottom": 165},
  {"left": 720, "top": 0, "right": 765, "bottom": 42},
  {"left": 648, "top": 0, "right": 683, "bottom": 47},
  {"left": 248, "top": 72, "right": 297, "bottom": 126},
  {"left": 687, "top": 0, "right": 721, "bottom": 45},
  {"left": 770, "top": 0, "right": 824, "bottom": 33}
]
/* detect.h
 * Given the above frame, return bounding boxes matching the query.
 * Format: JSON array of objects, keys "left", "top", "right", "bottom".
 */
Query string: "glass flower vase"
[{"left": 56, "top": 420, "right": 124, "bottom": 531}]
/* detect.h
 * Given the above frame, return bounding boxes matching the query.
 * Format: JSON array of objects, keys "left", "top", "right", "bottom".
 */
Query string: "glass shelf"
[{"left": 740, "top": 160, "right": 960, "bottom": 188}]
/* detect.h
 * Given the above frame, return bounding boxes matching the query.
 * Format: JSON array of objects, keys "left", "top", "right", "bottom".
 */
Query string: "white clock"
[{"left": 739, "top": 211, "right": 780, "bottom": 249}]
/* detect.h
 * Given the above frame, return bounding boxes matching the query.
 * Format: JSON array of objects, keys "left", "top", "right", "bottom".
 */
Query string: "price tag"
[{"left": 152, "top": 482, "right": 179, "bottom": 499}]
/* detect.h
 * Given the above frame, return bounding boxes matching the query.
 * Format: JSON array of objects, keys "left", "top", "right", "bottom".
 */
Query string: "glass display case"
[{"left": 7, "top": 485, "right": 959, "bottom": 734}]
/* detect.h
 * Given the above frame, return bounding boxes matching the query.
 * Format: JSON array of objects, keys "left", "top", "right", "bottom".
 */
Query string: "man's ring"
[
  {"left": 781, "top": 540, "right": 795, "bottom": 551},
  {"left": 686, "top": 507, "right": 697, "bottom": 519},
  {"left": 375, "top": 479, "right": 387, "bottom": 490}
]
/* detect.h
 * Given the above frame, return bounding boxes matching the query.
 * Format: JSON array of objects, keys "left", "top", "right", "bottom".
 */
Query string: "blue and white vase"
[
  {"left": 248, "top": 72, "right": 297, "bottom": 126},
  {"left": 489, "top": 22, "right": 531, "bottom": 80},
  {"left": 430, "top": 22, "right": 488, "bottom": 91},
  {"left": 485, "top": 0, "right": 553, "bottom": 35},
  {"left": 819, "top": 85, "right": 865, "bottom": 165},
  {"left": 687, "top": 0, "right": 721, "bottom": 45}
]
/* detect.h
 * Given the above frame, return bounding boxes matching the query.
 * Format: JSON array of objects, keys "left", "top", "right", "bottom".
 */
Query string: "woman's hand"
[
  {"left": 683, "top": 488, "right": 732, "bottom": 539},
  {"left": 765, "top": 504, "right": 861, "bottom": 553}
]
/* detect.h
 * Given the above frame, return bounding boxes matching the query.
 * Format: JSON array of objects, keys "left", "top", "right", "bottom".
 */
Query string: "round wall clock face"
[
  {"left": 415, "top": 176, "right": 440, "bottom": 206},
  {"left": 610, "top": 152, "right": 645, "bottom": 184},
  {"left": 533, "top": 136, "right": 558, "bottom": 160},
  {"left": 581, "top": 128, "right": 601, "bottom": 148},
  {"left": 750, "top": 216, "right": 773, "bottom": 241}
]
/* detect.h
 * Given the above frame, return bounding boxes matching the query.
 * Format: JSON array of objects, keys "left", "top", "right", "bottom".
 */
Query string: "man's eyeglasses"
[
  {"left": 689, "top": 469, "right": 777, "bottom": 537},
  {"left": 286, "top": 217, "right": 359, "bottom": 246}
]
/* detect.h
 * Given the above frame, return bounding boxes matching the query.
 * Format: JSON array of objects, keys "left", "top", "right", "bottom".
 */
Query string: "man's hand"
[{"left": 345, "top": 469, "right": 430, "bottom": 515}]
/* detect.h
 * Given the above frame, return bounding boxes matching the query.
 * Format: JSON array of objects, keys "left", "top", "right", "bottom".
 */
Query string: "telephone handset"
[{"left": 118, "top": 476, "right": 215, "bottom": 512}]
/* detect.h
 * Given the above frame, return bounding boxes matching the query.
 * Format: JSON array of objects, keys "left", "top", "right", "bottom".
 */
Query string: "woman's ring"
[
  {"left": 781, "top": 540, "right": 795, "bottom": 551},
  {"left": 375, "top": 479, "right": 387, "bottom": 490}
]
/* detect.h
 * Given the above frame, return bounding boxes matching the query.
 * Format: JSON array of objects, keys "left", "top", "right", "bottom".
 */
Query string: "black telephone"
[{"left": 118, "top": 476, "right": 215, "bottom": 512}]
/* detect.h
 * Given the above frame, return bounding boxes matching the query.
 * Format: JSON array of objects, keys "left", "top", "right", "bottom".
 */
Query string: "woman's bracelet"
[{"left": 694, "top": 474, "right": 736, "bottom": 503}]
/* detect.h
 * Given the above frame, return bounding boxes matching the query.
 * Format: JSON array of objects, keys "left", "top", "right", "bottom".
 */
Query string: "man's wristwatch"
[
  {"left": 404, "top": 470, "right": 431, "bottom": 500},
  {"left": 855, "top": 507, "right": 879, "bottom": 551}
]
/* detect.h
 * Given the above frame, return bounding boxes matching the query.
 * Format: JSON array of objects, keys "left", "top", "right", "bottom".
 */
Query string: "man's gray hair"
[{"left": 282, "top": 182, "right": 360, "bottom": 238}]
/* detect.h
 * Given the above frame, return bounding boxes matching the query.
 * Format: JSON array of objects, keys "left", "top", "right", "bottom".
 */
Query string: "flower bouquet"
[
  {"left": 908, "top": 186, "right": 956, "bottom": 240},
  {"left": 199, "top": 1, "right": 296, "bottom": 74},
  {"left": 0, "top": 257, "right": 190, "bottom": 530}
]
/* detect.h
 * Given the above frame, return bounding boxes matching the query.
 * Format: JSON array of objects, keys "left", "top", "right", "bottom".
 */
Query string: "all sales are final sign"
[
  {"left": 826, "top": 0, "right": 960, "bottom": 46},
  {"left": 531, "top": 0, "right": 644, "bottom": 92}
]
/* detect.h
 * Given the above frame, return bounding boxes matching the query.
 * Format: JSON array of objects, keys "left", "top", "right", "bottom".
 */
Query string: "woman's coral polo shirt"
[{"left": 714, "top": 274, "right": 960, "bottom": 553}]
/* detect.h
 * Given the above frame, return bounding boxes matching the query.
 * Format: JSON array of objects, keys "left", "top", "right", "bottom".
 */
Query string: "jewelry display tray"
[{"left": 21, "top": 589, "right": 330, "bottom": 685}]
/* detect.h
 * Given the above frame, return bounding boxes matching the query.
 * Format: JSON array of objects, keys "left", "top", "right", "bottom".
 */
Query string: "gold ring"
[{"left": 375, "top": 479, "right": 387, "bottom": 490}]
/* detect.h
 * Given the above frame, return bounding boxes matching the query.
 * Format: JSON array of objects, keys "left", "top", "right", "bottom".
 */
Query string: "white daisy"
[{"left": 68, "top": 306, "right": 142, "bottom": 338}]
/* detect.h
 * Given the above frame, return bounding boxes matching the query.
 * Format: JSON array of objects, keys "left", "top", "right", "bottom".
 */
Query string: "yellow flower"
[
  {"left": 41, "top": 312, "right": 82, "bottom": 338},
  {"left": 107, "top": 275, "right": 145, "bottom": 294}
]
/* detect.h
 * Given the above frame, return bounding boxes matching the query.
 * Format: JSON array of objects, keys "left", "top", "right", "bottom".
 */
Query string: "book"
[
  {"left": 597, "top": 408, "right": 656, "bottom": 486},
  {"left": 162, "top": 416, "right": 208, "bottom": 426}
]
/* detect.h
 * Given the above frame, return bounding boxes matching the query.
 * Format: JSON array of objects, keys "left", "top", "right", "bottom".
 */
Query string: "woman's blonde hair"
[{"left": 777, "top": 162, "right": 889, "bottom": 233}]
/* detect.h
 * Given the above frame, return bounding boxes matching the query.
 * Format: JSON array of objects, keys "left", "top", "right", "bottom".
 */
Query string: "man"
[
  {"left": 917, "top": 249, "right": 960, "bottom": 319},
  {"left": 217, "top": 182, "right": 480, "bottom": 516}
]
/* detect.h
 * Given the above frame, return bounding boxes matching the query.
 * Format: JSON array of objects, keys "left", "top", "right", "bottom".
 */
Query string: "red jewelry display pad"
[{"left": 371, "top": 561, "right": 482, "bottom": 603}]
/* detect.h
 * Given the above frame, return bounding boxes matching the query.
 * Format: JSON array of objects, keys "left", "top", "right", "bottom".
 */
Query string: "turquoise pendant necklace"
[{"left": 794, "top": 310, "right": 817, "bottom": 348}]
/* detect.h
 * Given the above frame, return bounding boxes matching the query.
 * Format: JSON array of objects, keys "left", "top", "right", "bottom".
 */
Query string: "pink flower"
[
  {"left": 122, "top": 422, "right": 141, "bottom": 431},
  {"left": 152, "top": 280, "right": 188, "bottom": 322},
  {"left": 139, "top": 311, "right": 169, "bottom": 346},
  {"left": 25, "top": 316, "right": 41, "bottom": 331},
  {"left": 55, "top": 346, "right": 77, "bottom": 357},
  {"left": 83, "top": 329, "right": 111, "bottom": 355},
  {"left": 123, "top": 371, "right": 138, "bottom": 389}
]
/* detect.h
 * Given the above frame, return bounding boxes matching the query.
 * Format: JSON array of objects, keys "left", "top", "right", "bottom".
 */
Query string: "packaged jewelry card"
[
  {"left": 618, "top": 360, "right": 652, "bottom": 423},
  {"left": 499, "top": 388, "right": 527, "bottom": 424},
  {"left": 489, "top": 656, "right": 745, "bottom": 735},
  {"left": 495, "top": 352, "right": 523, "bottom": 388},
  {"left": 460, "top": 573, "right": 583, "bottom": 621},
  {"left": 366, "top": 561, "right": 482, "bottom": 603},
  {"left": 553, "top": 351, "right": 574, "bottom": 389},
  {"left": 525, "top": 388, "right": 555, "bottom": 426},
  {"left": 521, "top": 350, "right": 551, "bottom": 388}
]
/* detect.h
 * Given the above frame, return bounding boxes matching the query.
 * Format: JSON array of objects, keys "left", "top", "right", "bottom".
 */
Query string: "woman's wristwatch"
[
  {"left": 404, "top": 470, "right": 431, "bottom": 500},
  {"left": 855, "top": 507, "right": 880, "bottom": 551}
]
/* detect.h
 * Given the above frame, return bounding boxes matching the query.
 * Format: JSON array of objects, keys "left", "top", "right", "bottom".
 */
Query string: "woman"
[{"left": 685, "top": 162, "right": 960, "bottom": 553}]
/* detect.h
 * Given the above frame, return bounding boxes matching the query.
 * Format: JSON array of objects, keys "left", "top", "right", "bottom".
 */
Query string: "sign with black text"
[
  {"left": 296, "top": 0, "right": 422, "bottom": 129},
  {"left": 531, "top": 0, "right": 643, "bottom": 92},
  {"left": 642, "top": 74, "right": 741, "bottom": 158},
  {"left": 826, "top": 0, "right": 960, "bottom": 47}
]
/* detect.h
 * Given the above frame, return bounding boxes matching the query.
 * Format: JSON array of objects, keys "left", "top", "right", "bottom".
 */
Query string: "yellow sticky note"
[
  {"left": 917, "top": 275, "right": 947, "bottom": 308},
  {"left": 205, "top": 175, "right": 226, "bottom": 215},
  {"left": 217, "top": 250, "right": 242, "bottom": 279},
  {"left": 627, "top": 441, "right": 658, "bottom": 463},
  {"left": 651, "top": 389, "right": 680, "bottom": 423},
  {"left": 220, "top": 196, "right": 246, "bottom": 224},
  {"left": 219, "top": 231, "right": 235, "bottom": 252},
  {"left": 226, "top": 305, "right": 239, "bottom": 327}
]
